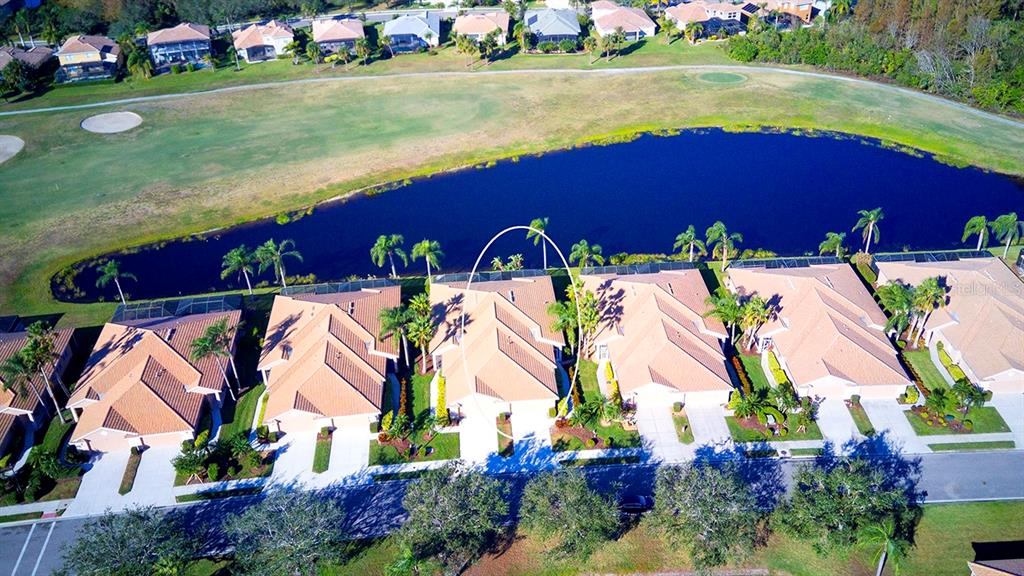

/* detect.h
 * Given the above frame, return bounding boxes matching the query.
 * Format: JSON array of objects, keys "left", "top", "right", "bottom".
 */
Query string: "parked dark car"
[{"left": 618, "top": 494, "right": 654, "bottom": 514}]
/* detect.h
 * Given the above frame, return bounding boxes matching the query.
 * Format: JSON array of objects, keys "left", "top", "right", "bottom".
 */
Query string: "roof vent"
[
  {"left": 823, "top": 276, "right": 834, "bottom": 289},
  {"left": 166, "top": 328, "right": 176, "bottom": 341},
  {"left": 508, "top": 290, "right": 516, "bottom": 303},
  {"left": 348, "top": 302, "right": 355, "bottom": 315},
  {"left": 282, "top": 345, "right": 292, "bottom": 360},
  {"left": 666, "top": 283, "right": 674, "bottom": 295}
]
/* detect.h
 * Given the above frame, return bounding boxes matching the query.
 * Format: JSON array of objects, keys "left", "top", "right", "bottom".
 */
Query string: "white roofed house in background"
[
  {"left": 452, "top": 12, "right": 510, "bottom": 45},
  {"left": 876, "top": 255, "right": 1024, "bottom": 393},
  {"left": 581, "top": 269, "right": 734, "bottom": 407},
  {"left": 591, "top": 1, "right": 657, "bottom": 41},
  {"left": 312, "top": 18, "right": 365, "bottom": 55},
  {"left": 428, "top": 272, "right": 566, "bottom": 425},
  {"left": 232, "top": 20, "right": 294, "bottom": 63},
  {"left": 257, "top": 283, "right": 401, "bottom": 435},
  {"left": 524, "top": 9, "right": 582, "bottom": 45},
  {"left": 67, "top": 298, "right": 241, "bottom": 453},
  {"left": 664, "top": 1, "right": 758, "bottom": 36},
  {"left": 383, "top": 13, "right": 441, "bottom": 53},
  {"left": 726, "top": 261, "right": 912, "bottom": 400},
  {"left": 147, "top": 22, "right": 212, "bottom": 70}
]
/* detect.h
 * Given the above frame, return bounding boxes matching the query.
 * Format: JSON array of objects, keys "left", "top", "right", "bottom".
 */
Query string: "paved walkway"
[
  {"left": 125, "top": 445, "right": 177, "bottom": 507},
  {"left": 686, "top": 404, "right": 731, "bottom": 446},
  {"left": 989, "top": 393, "right": 1024, "bottom": 447},
  {"left": 816, "top": 397, "right": 861, "bottom": 445},
  {"left": 861, "top": 399, "right": 928, "bottom": 453},
  {"left": 63, "top": 451, "right": 129, "bottom": 516}
]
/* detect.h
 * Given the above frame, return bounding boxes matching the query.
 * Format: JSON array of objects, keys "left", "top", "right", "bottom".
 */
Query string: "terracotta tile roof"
[
  {"left": 259, "top": 287, "right": 399, "bottom": 420},
  {"left": 0, "top": 46, "right": 54, "bottom": 70},
  {"left": 312, "top": 18, "right": 365, "bottom": 43},
  {"left": 430, "top": 277, "right": 564, "bottom": 403},
  {"left": 0, "top": 412, "right": 17, "bottom": 450},
  {"left": 147, "top": 22, "right": 211, "bottom": 46},
  {"left": 69, "top": 311, "right": 239, "bottom": 443},
  {"left": 666, "top": 3, "right": 710, "bottom": 23},
  {"left": 969, "top": 560, "right": 1024, "bottom": 576},
  {"left": 453, "top": 12, "right": 510, "bottom": 36},
  {"left": 57, "top": 35, "right": 121, "bottom": 56},
  {"left": 0, "top": 328, "right": 73, "bottom": 415},
  {"left": 877, "top": 257, "right": 1024, "bottom": 384},
  {"left": 583, "top": 271, "right": 732, "bottom": 395},
  {"left": 727, "top": 264, "right": 911, "bottom": 388},
  {"left": 232, "top": 20, "right": 294, "bottom": 50},
  {"left": 594, "top": 4, "right": 657, "bottom": 34}
]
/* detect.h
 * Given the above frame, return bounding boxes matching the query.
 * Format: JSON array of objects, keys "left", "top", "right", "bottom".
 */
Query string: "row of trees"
[{"left": 65, "top": 450, "right": 920, "bottom": 575}]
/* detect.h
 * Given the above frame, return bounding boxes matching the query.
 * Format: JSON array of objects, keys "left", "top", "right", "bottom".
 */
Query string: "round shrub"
[
  {"left": 673, "top": 402, "right": 684, "bottom": 412},
  {"left": 585, "top": 437, "right": 597, "bottom": 448},
  {"left": 963, "top": 420, "right": 974, "bottom": 431},
  {"left": 558, "top": 39, "right": 577, "bottom": 53},
  {"left": 206, "top": 463, "right": 219, "bottom": 481}
]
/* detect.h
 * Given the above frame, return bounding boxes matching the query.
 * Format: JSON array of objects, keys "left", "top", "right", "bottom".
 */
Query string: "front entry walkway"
[
  {"left": 125, "top": 445, "right": 177, "bottom": 507},
  {"left": 817, "top": 397, "right": 861, "bottom": 446}
]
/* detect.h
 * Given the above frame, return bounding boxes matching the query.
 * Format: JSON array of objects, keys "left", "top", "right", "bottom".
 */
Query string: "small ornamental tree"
[
  {"left": 62, "top": 506, "right": 195, "bottom": 576},
  {"left": 226, "top": 490, "right": 347, "bottom": 576},
  {"left": 401, "top": 463, "right": 508, "bottom": 571},
  {"left": 649, "top": 462, "right": 763, "bottom": 570},
  {"left": 520, "top": 469, "right": 619, "bottom": 559}
]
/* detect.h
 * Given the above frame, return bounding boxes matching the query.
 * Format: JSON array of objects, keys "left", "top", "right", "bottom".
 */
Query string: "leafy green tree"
[
  {"left": 226, "top": 491, "right": 347, "bottom": 576},
  {"left": 951, "top": 379, "right": 985, "bottom": 416},
  {"left": 859, "top": 519, "right": 907, "bottom": 576},
  {"left": 569, "top": 239, "right": 605, "bottom": 267},
  {"left": 411, "top": 239, "right": 444, "bottom": 277},
  {"left": 356, "top": 37, "right": 373, "bottom": 64},
  {"left": 400, "top": 464, "right": 509, "bottom": 572},
  {"left": 818, "top": 231, "right": 846, "bottom": 257},
  {"left": 853, "top": 208, "right": 884, "bottom": 254},
  {"left": 519, "top": 469, "right": 619, "bottom": 559},
  {"left": 876, "top": 280, "right": 915, "bottom": 338},
  {"left": 658, "top": 15, "right": 679, "bottom": 43},
  {"left": 189, "top": 317, "right": 237, "bottom": 400},
  {"left": 527, "top": 217, "right": 550, "bottom": 269},
  {"left": 284, "top": 40, "right": 302, "bottom": 64},
  {"left": 706, "top": 220, "right": 742, "bottom": 267},
  {"left": 650, "top": 462, "right": 762, "bottom": 569},
  {"left": 95, "top": 260, "right": 136, "bottom": 306},
  {"left": 730, "top": 387, "right": 771, "bottom": 420},
  {"left": 62, "top": 506, "right": 195, "bottom": 576},
  {"left": 684, "top": 21, "right": 703, "bottom": 44},
  {"left": 222, "top": 244, "right": 256, "bottom": 294},
  {"left": 1, "top": 60, "right": 31, "bottom": 99},
  {"left": 306, "top": 41, "right": 322, "bottom": 70},
  {"left": 371, "top": 234, "right": 408, "bottom": 278},
  {"left": 704, "top": 287, "right": 743, "bottom": 343},
  {"left": 991, "top": 212, "right": 1022, "bottom": 258},
  {"left": 255, "top": 238, "right": 303, "bottom": 288},
  {"left": 379, "top": 305, "right": 413, "bottom": 366},
  {"left": 674, "top": 225, "right": 707, "bottom": 262},
  {"left": 962, "top": 215, "right": 989, "bottom": 250}
]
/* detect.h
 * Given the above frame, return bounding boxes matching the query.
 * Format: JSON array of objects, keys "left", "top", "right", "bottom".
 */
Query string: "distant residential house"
[
  {"left": 524, "top": 9, "right": 582, "bottom": 45},
  {"left": 232, "top": 20, "right": 294, "bottom": 63},
  {"left": 383, "top": 13, "right": 441, "bottom": 52},
  {"left": 147, "top": 22, "right": 212, "bottom": 69},
  {"left": 452, "top": 13, "right": 510, "bottom": 45},
  {"left": 968, "top": 559, "right": 1024, "bottom": 576},
  {"left": 0, "top": 46, "right": 54, "bottom": 78},
  {"left": 591, "top": 1, "right": 656, "bottom": 41},
  {"left": 0, "top": 322, "right": 74, "bottom": 462},
  {"left": 665, "top": 1, "right": 757, "bottom": 35},
  {"left": 761, "top": 0, "right": 815, "bottom": 23},
  {"left": 55, "top": 35, "right": 122, "bottom": 83},
  {"left": 312, "top": 18, "right": 365, "bottom": 55}
]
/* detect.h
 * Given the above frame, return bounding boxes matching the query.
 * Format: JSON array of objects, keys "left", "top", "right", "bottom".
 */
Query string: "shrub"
[
  {"left": 185, "top": 62, "right": 195, "bottom": 73},
  {"left": 585, "top": 437, "right": 597, "bottom": 448},
  {"left": 730, "top": 356, "right": 753, "bottom": 394},
  {"left": 436, "top": 375, "right": 449, "bottom": 426},
  {"left": 963, "top": 419, "right": 974, "bottom": 431},
  {"left": 557, "top": 396, "right": 570, "bottom": 418},
  {"left": 399, "top": 378, "right": 409, "bottom": 416},
  {"left": 767, "top": 351, "right": 791, "bottom": 386},
  {"left": 983, "top": 390, "right": 993, "bottom": 402},
  {"left": 548, "top": 406, "right": 558, "bottom": 418},
  {"left": 381, "top": 410, "right": 394, "bottom": 432},
  {"left": 170, "top": 64, "right": 182, "bottom": 74},
  {"left": 227, "top": 466, "right": 239, "bottom": 477},
  {"left": 538, "top": 41, "right": 556, "bottom": 53},
  {"left": 558, "top": 39, "right": 577, "bottom": 53},
  {"left": 673, "top": 401, "right": 684, "bottom": 412},
  {"left": 898, "top": 385, "right": 919, "bottom": 405},
  {"left": 850, "top": 394, "right": 861, "bottom": 405},
  {"left": 206, "top": 463, "right": 219, "bottom": 481}
]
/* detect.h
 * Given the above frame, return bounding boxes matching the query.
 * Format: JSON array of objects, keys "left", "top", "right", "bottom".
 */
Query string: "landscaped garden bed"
[
  {"left": 368, "top": 372, "right": 461, "bottom": 465},
  {"left": 550, "top": 361, "right": 641, "bottom": 452},
  {"left": 905, "top": 405, "right": 1010, "bottom": 436},
  {"left": 118, "top": 447, "right": 143, "bottom": 495},
  {"left": 844, "top": 396, "right": 876, "bottom": 436},
  {"left": 0, "top": 416, "right": 84, "bottom": 506},
  {"left": 726, "top": 354, "right": 823, "bottom": 442},
  {"left": 671, "top": 403, "right": 694, "bottom": 444},
  {"left": 173, "top": 431, "right": 275, "bottom": 486},
  {"left": 312, "top": 427, "right": 333, "bottom": 473},
  {"left": 726, "top": 414, "right": 824, "bottom": 443}
]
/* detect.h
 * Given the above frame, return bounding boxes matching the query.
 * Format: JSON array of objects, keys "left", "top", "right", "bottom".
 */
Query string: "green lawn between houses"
[
  {"left": 368, "top": 372, "right": 461, "bottom": 465},
  {"left": 737, "top": 353, "right": 772, "bottom": 391},
  {"left": 904, "top": 350, "right": 950, "bottom": 391},
  {"left": 3, "top": 55, "right": 1024, "bottom": 326},
  {"left": 905, "top": 406, "right": 1011, "bottom": 436},
  {"left": 551, "top": 360, "right": 641, "bottom": 451},
  {"left": 179, "top": 500, "right": 1024, "bottom": 576}
]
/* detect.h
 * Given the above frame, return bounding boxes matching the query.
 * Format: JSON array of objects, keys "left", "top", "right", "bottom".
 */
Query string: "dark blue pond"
[{"left": 61, "top": 129, "right": 1023, "bottom": 302}]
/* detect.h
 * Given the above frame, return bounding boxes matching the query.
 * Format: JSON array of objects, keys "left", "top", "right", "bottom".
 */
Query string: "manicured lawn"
[
  {"left": 905, "top": 406, "right": 1011, "bottom": 436},
  {"left": 790, "top": 447, "right": 824, "bottom": 457},
  {"left": 313, "top": 432, "right": 333, "bottom": 474},
  {"left": 737, "top": 353, "right": 771, "bottom": 392},
  {"left": 904, "top": 350, "right": 950, "bottom": 391},
  {"left": 554, "top": 361, "right": 641, "bottom": 451},
  {"left": 673, "top": 412, "right": 695, "bottom": 444},
  {"left": 174, "top": 451, "right": 275, "bottom": 486},
  {"left": 0, "top": 511, "right": 44, "bottom": 523},
  {"left": 560, "top": 455, "right": 642, "bottom": 467},
  {"left": 846, "top": 400, "right": 876, "bottom": 436},
  {"left": 118, "top": 449, "right": 142, "bottom": 495},
  {"left": 219, "top": 383, "right": 265, "bottom": 439},
  {"left": 175, "top": 486, "right": 263, "bottom": 504},
  {"left": 497, "top": 415, "right": 514, "bottom": 458},
  {"left": 368, "top": 431, "right": 461, "bottom": 465},
  {"left": 726, "top": 415, "right": 824, "bottom": 443},
  {"left": 928, "top": 441, "right": 1016, "bottom": 452},
  {"left": 5, "top": 63, "right": 1024, "bottom": 324}
]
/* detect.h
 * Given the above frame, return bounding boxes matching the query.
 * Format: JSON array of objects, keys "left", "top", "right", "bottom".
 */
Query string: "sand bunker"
[
  {"left": 0, "top": 135, "right": 25, "bottom": 165},
  {"left": 81, "top": 111, "right": 143, "bottom": 134}
]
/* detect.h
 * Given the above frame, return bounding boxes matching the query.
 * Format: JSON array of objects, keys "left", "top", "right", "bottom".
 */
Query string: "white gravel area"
[{"left": 81, "top": 111, "right": 143, "bottom": 134}]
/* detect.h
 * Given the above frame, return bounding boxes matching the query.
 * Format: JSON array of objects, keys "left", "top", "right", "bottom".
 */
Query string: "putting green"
[{"left": 698, "top": 72, "right": 747, "bottom": 84}]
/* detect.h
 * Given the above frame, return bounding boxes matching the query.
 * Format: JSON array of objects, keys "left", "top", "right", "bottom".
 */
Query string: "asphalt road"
[{"left": 3, "top": 450, "right": 1022, "bottom": 575}]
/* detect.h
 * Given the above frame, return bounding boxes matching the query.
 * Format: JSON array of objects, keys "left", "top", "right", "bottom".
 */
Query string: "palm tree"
[
  {"left": 25, "top": 321, "right": 69, "bottom": 408},
  {"left": 569, "top": 239, "right": 605, "bottom": 268},
  {"left": 527, "top": 217, "right": 550, "bottom": 269},
  {"left": 583, "top": 36, "right": 598, "bottom": 64},
  {"left": 732, "top": 389, "right": 769, "bottom": 421},
  {"left": 704, "top": 288, "right": 743, "bottom": 344},
  {"left": 407, "top": 313, "right": 436, "bottom": 374},
  {"left": 548, "top": 299, "right": 580, "bottom": 352},
  {"left": 408, "top": 292, "right": 432, "bottom": 320},
  {"left": 306, "top": 41, "right": 322, "bottom": 71},
  {"left": 673, "top": 225, "right": 707, "bottom": 262},
  {"left": 0, "top": 351, "right": 48, "bottom": 418},
  {"left": 227, "top": 45, "right": 241, "bottom": 71},
  {"left": 991, "top": 212, "right": 1022, "bottom": 258},
  {"left": 96, "top": 260, "right": 136, "bottom": 306},
  {"left": 961, "top": 215, "right": 989, "bottom": 250},
  {"left": 371, "top": 234, "right": 409, "bottom": 278},
  {"left": 659, "top": 16, "right": 678, "bottom": 44},
  {"left": 356, "top": 37, "right": 373, "bottom": 65},
  {"left": 379, "top": 305, "right": 412, "bottom": 367},
  {"left": 877, "top": 281, "right": 915, "bottom": 339},
  {"left": 491, "top": 256, "right": 506, "bottom": 272},
  {"left": 818, "top": 232, "right": 846, "bottom": 257},
  {"left": 378, "top": 35, "right": 394, "bottom": 59},
  {"left": 255, "top": 239, "right": 302, "bottom": 288},
  {"left": 684, "top": 21, "right": 703, "bottom": 44},
  {"left": 706, "top": 221, "right": 742, "bottom": 268},
  {"left": 853, "top": 208, "right": 884, "bottom": 254},
  {"left": 411, "top": 239, "right": 443, "bottom": 277},
  {"left": 221, "top": 245, "right": 256, "bottom": 295},
  {"left": 909, "top": 276, "right": 945, "bottom": 345},
  {"left": 189, "top": 318, "right": 237, "bottom": 401},
  {"left": 860, "top": 520, "right": 905, "bottom": 576},
  {"left": 740, "top": 296, "right": 771, "bottom": 351},
  {"left": 829, "top": 0, "right": 852, "bottom": 21}
]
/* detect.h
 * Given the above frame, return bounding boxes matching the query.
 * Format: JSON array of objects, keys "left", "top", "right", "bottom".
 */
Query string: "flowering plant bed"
[
  {"left": 368, "top": 431, "right": 461, "bottom": 465},
  {"left": 726, "top": 414, "right": 823, "bottom": 443},
  {"left": 905, "top": 406, "right": 1010, "bottom": 436},
  {"left": 550, "top": 420, "right": 641, "bottom": 452}
]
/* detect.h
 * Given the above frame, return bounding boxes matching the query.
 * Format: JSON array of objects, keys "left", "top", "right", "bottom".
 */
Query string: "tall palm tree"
[
  {"left": 379, "top": 305, "right": 412, "bottom": 367},
  {"left": 95, "top": 260, "right": 136, "bottom": 307},
  {"left": 740, "top": 296, "right": 771, "bottom": 351},
  {"left": 583, "top": 35, "right": 598, "bottom": 64},
  {"left": 853, "top": 208, "right": 884, "bottom": 254},
  {"left": 25, "top": 321, "right": 68, "bottom": 418},
  {"left": 221, "top": 245, "right": 256, "bottom": 295},
  {"left": 1, "top": 350, "right": 49, "bottom": 419},
  {"left": 859, "top": 520, "right": 905, "bottom": 576},
  {"left": 706, "top": 221, "right": 742, "bottom": 268},
  {"left": 961, "top": 215, "right": 989, "bottom": 250},
  {"left": 818, "top": 232, "right": 846, "bottom": 257},
  {"left": 371, "top": 234, "right": 409, "bottom": 279},
  {"left": 684, "top": 21, "right": 703, "bottom": 44},
  {"left": 306, "top": 41, "right": 322, "bottom": 72},
  {"left": 659, "top": 16, "right": 678, "bottom": 44},
  {"left": 411, "top": 239, "right": 444, "bottom": 278},
  {"left": 255, "top": 239, "right": 302, "bottom": 288},
  {"left": 527, "top": 217, "right": 550, "bottom": 269},
  {"left": 569, "top": 239, "right": 605, "bottom": 268},
  {"left": 673, "top": 225, "right": 707, "bottom": 262},
  {"left": 991, "top": 212, "right": 1022, "bottom": 258},
  {"left": 704, "top": 288, "right": 743, "bottom": 344},
  {"left": 877, "top": 281, "right": 915, "bottom": 339},
  {"left": 408, "top": 292, "right": 432, "bottom": 320},
  {"left": 284, "top": 40, "right": 302, "bottom": 64},
  {"left": 189, "top": 318, "right": 237, "bottom": 401},
  {"left": 407, "top": 313, "right": 436, "bottom": 374},
  {"left": 909, "top": 276, "right": 945, "bottom": 345}
]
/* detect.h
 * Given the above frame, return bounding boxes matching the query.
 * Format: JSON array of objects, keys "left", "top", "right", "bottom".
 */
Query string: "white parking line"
[
  {"left": 10, "top": 522, "right": 36, "bottom": 576},
  {"left": 30, "top": 522, "right": 56, "bottom": 576}
]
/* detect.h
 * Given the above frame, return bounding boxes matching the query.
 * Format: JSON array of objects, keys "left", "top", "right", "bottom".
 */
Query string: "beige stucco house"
[
  {"left": 591, "top": 1, "right": 657, "bottom": 41},
  {"left": 232, "top": 20, "right": 294, "bottom": 63},
  {"left": 55, "top": 35, "right": 121, "bottom": 82},
  {"left": 452, "top": 13, "right": 509, "bottom": 45}
]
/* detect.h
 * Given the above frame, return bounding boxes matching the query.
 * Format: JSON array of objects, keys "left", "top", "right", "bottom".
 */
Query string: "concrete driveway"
[
  {"left": 635, "top": 399, "right": 688, "bottom": 462},
  {"left": 816, "top": 397, "right": 861, "bottom": 445},
  {"left": 63, "top": 451, "right": 130, "bottom": 516},
  {"left": 686, "top": 404, "right": 731, "bottom": 446},
  {"left": 861, "top": 399, "right": 928, "bottom": 453},
  {"left": 125, "top": 445, "right": 178, "bottom": 507},
  {"left": 458, "top": 401, "right": 498, "bottom": 465},
  {"left": 269, "top": 430, "right": 317, "bottom": 485},
  {"left": 989, "top": 393, "right": 1024, "bottom": 446}
]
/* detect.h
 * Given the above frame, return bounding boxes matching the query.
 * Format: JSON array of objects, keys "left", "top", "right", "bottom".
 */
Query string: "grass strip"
[
  {"left": 373, "top": 470, "right": 429, "bottom": 482},
  {"left": 673, "top": 412, "right": 695, "bottom": 444},
  {"left": 175, "top": 486, "right": 263, "bottom": 503},
  {"left": 0, "top": 511, "right": 43, "bottom": 523},
  {"left": 118, "top": 449, "right": 143, "bottom": 495},
  {"left": 789, "top": 448, "right": 824, "bottom": 457},
  {"left": 313, "top": 432, "right": 333, "bottom": 474},
  {"left": 560, "top": 455, "right": 642, "bottom": 467},
  {"left": 928, "top": 441, "right": 1016, "bottom": 452}
]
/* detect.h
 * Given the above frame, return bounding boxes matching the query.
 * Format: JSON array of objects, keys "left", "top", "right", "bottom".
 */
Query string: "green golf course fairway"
[{"left": 1, "top": 66, "right": 1022, "bottom": 326}]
